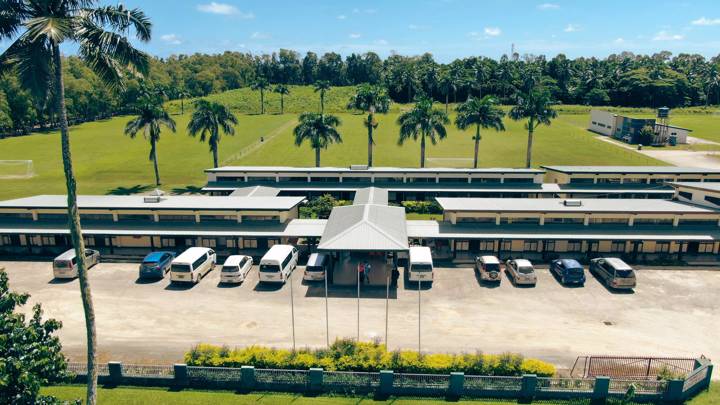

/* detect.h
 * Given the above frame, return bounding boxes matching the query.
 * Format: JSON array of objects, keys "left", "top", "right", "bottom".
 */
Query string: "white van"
[
  {"left": 258, "top": 244, "right": 298, "bottom": 284},
  {"left": 170, "top": 247, "right": 216, "bottom": 284},
  {"left": 220, "top": 255, "right": 253, "bottom": 284},
  {"left": 408, "top": 246, "right": 434, "bottom": 282},
  {"left": 53, "top": 248, "right": 100, "bottom": 279},
  {"left": 303, "top": 252, "right": 331, "bottom": 281}
]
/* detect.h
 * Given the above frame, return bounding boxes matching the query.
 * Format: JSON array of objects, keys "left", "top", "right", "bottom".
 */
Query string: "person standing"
[
  {"left": 358, "top": 262, "right": 365, "bottom": 285},
  {"left": 364, "top": 261, "right": 372, "bottom": 284}
]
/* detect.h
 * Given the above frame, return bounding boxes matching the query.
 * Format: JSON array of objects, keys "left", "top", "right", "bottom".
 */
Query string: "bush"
[
  {"left": 401, "top": 201, "right": 443, "bottom": 215},
  {"left": 184, "top": 339, "right": 556, "bottom": 377},
  {"left": 300, "top": 194, "right": 352, "bottom": 219}
]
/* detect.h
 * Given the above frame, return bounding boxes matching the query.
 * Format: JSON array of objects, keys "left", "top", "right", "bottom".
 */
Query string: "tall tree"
[
  {"left": 455, "top": 96, "right": 506, "bottom": 168},
  {"left": 273, "top": 84, "right": 290, "bottom": 114},
  {"left": 177, "top": 90, "right": 189, "bottom": 115},
  {"left": 124, "top": 97, "right": 176, "bottom": 186},
  {"left": 347, "top": 84, "right": 391, "bottom": 167},
  {"left": 437, "top": 67, "right": 453, "bottom": 113},
  {"left": 397, "top": 97, "right": 449, "bottom": 168},
  {"left": 314, "top": 80, "right": 331, "bottom": 114},
  {"left": 509, "top": 87, "right": 557, "bottom": 168},
  {"left": 293, "top": 112, "right": 342, "bottom": 167},
  {"left": 0, "top": 2, "right": 152, "bottom": 404},
  {"left": 187, "top": 99, "right": 239, "bottom": 168},
  {"left": 251, "top": 78, "right": 269, "bottom": 114}
]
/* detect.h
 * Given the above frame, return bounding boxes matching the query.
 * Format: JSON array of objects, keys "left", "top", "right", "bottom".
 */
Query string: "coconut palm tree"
[
  {"left": 177, "top": 90, "right": 189, "bottom": 115},
  {"left": 397, "top": 97, "right": 449, "bottom": 168},
  {"left": 347, "top": 84, "right": 391, "bottom": 167},
  {"left": 314, "top": 80, "right": 331, "bottom": 114},
  {"left": 455, "top": 96, "right": 506, "bottom": 169},
  {"left": 124, "top": 98, "right": 176, "bottom": 186},
  {"left": 0, "top": 2, "right": 152, "bottom": 404},
  {"left": 187, "top": 100, "right": 239, "bottom": 168},
  {"left": 293, "top": 112, "right": 342, "bottom": 167},
  {"left": 274, "top": 84, "right": 290, "bottom": 114},
  {"left": 509, "top": 87, "right": 557, "bottom": 168},
  {"left": 251, "top": 78, "right": 269, "bottom": 114}
]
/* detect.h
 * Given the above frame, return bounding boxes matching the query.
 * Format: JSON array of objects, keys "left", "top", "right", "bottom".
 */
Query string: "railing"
[
  {"left": 63, "top": 358, "right": 712, "bottom": 402},
  {"left": 571, "top": 355, "right": 697, "bottom": 379}
]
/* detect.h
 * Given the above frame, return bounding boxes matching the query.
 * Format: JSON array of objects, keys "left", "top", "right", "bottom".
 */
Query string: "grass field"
[{"left": 43, "top": 384, "right": 716, "bottom": 405}]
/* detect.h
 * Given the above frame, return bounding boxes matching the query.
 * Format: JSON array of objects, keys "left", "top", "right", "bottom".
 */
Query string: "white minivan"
[
  {"left": 408, "top": 246, "right": 434, "bottom": 283},
  {"left": 170, "top": 247, "right": 216, "bottom": 284},
  {"left": 258, "top": 244, "right": 298, "bottom": 284},
  {"left": 53, "top": 248, "right": 100, "bottom": 279},
  {"left": 303, "top": 252, "right": 331, "bottom": 281},
  {"left": 220, "top": 255, "right": 253, "bottom": 284}
]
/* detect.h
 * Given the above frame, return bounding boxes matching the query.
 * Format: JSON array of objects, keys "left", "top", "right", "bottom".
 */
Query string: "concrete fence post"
[
  {"left": 448, "top": 372, "right": 464, "bottom": 398},
  {"left": 309, "top": 368, "right": 323, "bottom": 392},
  {"left": 520, "top": 374, "right": 537, "bottom": 401},
  {"left": 173, "top": 364, "right": 188, "bottom": 388},
  {"left": 592, "top": 376, "right": 610, "bottom": 403},
  {"left": 241, "top": 365, "right": 256, "bottom": 389},
  {"left": 702, "top": 364, "right": 714, "bottom": 391},
  {"left": 379, "top": 370, "right": 394, "bottom": 396},
  {"left": 108, "top": 361, "right": 122, "bottom": 385},
  {"left": 664, "top": 379, "right": 685, "bottom": 403}
]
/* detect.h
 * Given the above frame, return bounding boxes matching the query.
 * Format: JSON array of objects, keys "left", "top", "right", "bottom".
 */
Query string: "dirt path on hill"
[{"left": 221, "top": 118, "right": 296, "bottom": 166}]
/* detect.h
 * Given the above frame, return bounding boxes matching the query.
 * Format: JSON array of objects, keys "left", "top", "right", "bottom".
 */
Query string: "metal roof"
[
  {"left": 670, "top": 182, "right": 720, "bottom": 193},
  {"left": 207, "top": 166, "right": 544, "bottom": 174},
  {"left": 435, "top": 198, "right": 718, "bottom": 214},
  {"left": 353, "top": 187, "right": 389, "bottom": 205},
  {"left": 406, "top": 220, "right": 720, "bottom": 241},
  {"left": 229, "top": 186, "right": 281, "bottom": 197},
  {"left": 0, "top": 195, "right": 304, "bottom": 211},
  {"left": 541, "top": 166, "right": 720, "bottom": 174},
  {"left": 318, "top": 204, "right": 408, "bottom": 251}
]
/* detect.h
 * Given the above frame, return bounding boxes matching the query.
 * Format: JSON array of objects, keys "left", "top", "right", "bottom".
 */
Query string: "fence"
[
  {"left": 571, "top": 355, "right": 698, "bottom": 379},
  {"left": 65, "top": 357, "right": 713, "bottom": 402}
]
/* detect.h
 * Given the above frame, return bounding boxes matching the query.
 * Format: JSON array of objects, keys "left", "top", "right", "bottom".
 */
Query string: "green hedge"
[
  {"left": 401, "top": 201, "right": 443, "bottom": 215},
  {"left": 185, "top": 339, "right": 555, "bottom": 377}
]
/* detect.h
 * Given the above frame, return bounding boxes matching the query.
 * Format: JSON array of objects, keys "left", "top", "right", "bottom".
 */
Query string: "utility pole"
[
  {"left": 357, "top": 262, "right": 360, "bottom": 342},
  {"left": 289, "top": 268, "right": 296, "bottom": 352},
  {"left": 385, "top": 262, "right": 390, "bottom": 347},
  {"left": 325, "top": 262, "right": 330, "bottom": 347},
  {"left": 418, "top": 279, "right": 422, "bottom": 353}
]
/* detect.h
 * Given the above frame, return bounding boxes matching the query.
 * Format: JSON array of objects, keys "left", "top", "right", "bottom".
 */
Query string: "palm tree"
[
  {"left": 509, "top": 87, "right": 557, "bottom": 168},
  {"left": 0, "top": 2, "right": 152, "bottom": 404},
  {"left": 438, "top": 68, "right": 453, "bottom": 113},
  {"left": 397, "top": 97, "right": 449, "bottom": 168},
  {"left": 293, "top": 112, "right": 342, "bottom": 167},
  {"left": 187, "top": 99, "right": 239, "bottom": 168},
  {"left": 124, "top": 98, "right": 176, "bottom": 186},
  {"left": 251, "top": 78, "right": 269, "bottom": 114},
  {"left": 314, "top": 80, "right": 331, "bottom": 114},
  {"left": 274, "top": 84, "right": 290, "bottom": 114},
  {"left": 347, "top": 84, "right": 391, "bottom": 167},
  {"left": 455, "top": 96, "right": 506, "bottom": 168},
  {"left": 177, "top": 90, "right": 189, "bottom": 115}
]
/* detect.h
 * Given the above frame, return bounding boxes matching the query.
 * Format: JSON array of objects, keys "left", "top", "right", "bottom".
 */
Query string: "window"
[
  {"left": 200, "top": 238, "right": 217, "bottom": 248},
  {"left": 545, "top": 217, "right": 584, "bottom": 224},
  {"left": 191, "top": 255, "right": 207, "bottom": 270},
  {"left": 267, "top": 239, "right": 279, "bottom": 248},
  {"left": 501, "top": 240, "right": 512, "bottom": 251},
  {"left": 281, "top": 253, "right": 292, "bottom": 270},
  {"left": 117, "top": 214, "right": 153, "bottom": 222},
  {"left": 590, "top": 218, "right": 628, "bottom": 225},
  {"left": 523, "top": 241, "right": 538, "bottom": 251},
  {"left": 159, "top": 215, "right": 195, "bottom": 222},
  {"left": 200, "top": 215, "right": 236, "bottom": 222},
  {"left": 698, "top": 242, "right": 714, "bottom": 253},
  {"left": 160, "top": 238, "right": 176, "bottom": 247},
  {"left": 677, "top": 191, "right": 693, "bottom": 200},
  {"left": 704, "top": 195, "right": 720, "bottom": 206},
  {"left": 84, "top": 236, "right": 95, "bottom": 247},
  {"left": 567, "top": 241, "right": 582, "bottom": 252},
  {"left": 543, "top": 240, "right": 556, "bottom": 251},
  {"left": 479, "top": 240, "right": 494, "bottom": 251},
  {"left": 244, "top": 215, "right": 279, "bottom": 222},
  {"left": 634, "top": 218, "right": 673, "bottom": 226},
  {"left": 227, "top": 239, "right": 237, "bottom": 248},
  {"left": 37, "top": 213, "right": 67, "bottom": 221},
  {"left": 457, "top": 217, "right": 495, "bottom": 223},
  {"left": 455, "top": 240, "right": 469, "bottom": 251},
  {"left": 655, "top": 242, "right": 670, "bottom": 253},
  {"left": 243, "top": 238, "right": 258, "bottom": 249},
  {"left": 41, "top": 236, "right": 56, "bottom": 246},
  {"left": 81, "top": 214, "right": 113, "bottom": 222},
  {"left": 611, "top": 241, "right": 625, "bottom": 252}
]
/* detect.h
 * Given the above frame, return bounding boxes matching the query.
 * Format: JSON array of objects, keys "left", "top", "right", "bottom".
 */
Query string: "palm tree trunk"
[
  {"left": 260, "top": 90, "right": 265, "bottom": 114},
  {"left": 420, "top": 133, "right": 426, "bottom": 168},
  {"left": 525, "top": 118, "right": 534, "bottom": 169},
  {"left": 315, "top": 147, "right": 321, "bottom": 167},
  {"left": 53, "top": 45, "right": 97, "bottom": 405},
  {"left": 281, "top": 94, "right": 284, "bottom": 114},
  {"left": 320, "top": 93, "right": 325, "bottom": 115},
  {"left": 473, "top": 125, "right": 480, "bottom": 169},
  {"left": 151, "top": 137, "right": 161, "bottom": 186},
  {"left": 367, "top": 112, "right": 374, "bottom": 167},
  {"left": 445, "top": 93, "right": 449, "bottom": 114},
  {"left": 180, "top": 98, "right": 184, "bottom": 115},
  {"left": 212, "top": 144, "right": 219, "bottom": 169}
]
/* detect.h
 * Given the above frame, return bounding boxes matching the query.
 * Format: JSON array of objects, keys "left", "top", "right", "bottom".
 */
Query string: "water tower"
[{"left": 656, "top": 107, "right": 670, "bottom": 144}]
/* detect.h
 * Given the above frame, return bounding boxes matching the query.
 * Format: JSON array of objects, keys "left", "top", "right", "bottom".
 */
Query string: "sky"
[{"left": 56, "top": 0, "right": 720, "bottom": 61}]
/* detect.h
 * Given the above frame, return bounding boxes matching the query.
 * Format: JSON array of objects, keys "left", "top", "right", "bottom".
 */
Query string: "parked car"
[
  {"left": 505, "top": 259, "right": 537, "bottom": 286},
  {"left": 303, "top": 252, "right": 331, "bottom": 281},
  {"left": 138, "top": 251, "right": 175, "bottom": 279},
  {"left": 53, "top": 248, "right": 100, "bottom": 279},
  {"left": 550, "top": 259, "right": 586, "bottom": 285},
  {"left": 258, "top": 244, "right": 298, "bottom": 284},
  {"left": 475, "top": 255, "right": 501, "bottom": 282},
  {"left": 220, "top": 255, "right": 253, "bottom": 284},
  {"left": 169, "top": 247, "right": 216, "bottom": 284},
  {"left": 590, "top": 257, "right": 637, "bottom": 289}
]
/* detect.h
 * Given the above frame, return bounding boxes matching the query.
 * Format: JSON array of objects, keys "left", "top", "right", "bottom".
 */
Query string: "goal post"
[{"left": 0, "top": 160, "right": 34, "bottom": 179}]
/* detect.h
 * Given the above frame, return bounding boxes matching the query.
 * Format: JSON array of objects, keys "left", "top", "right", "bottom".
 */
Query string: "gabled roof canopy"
[{"left": 318, "top": 204, "right": 408, "bottom": 251}]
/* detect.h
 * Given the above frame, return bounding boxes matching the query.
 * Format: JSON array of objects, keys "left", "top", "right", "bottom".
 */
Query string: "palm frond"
[
  {"left": 76, "top": 19, "right": 150, "bottom": 82},
  {"left": 0, "top": 35, "right": 52, "bottom": 102},
  {"left": 83, "top": 5, "right": 152, "bottom": 42},
  {"left": 0, "top": 0, "right": 28, "bottom": 40},
  {"left": 25, "top": 16, "right": 72, "bottom": 43}
]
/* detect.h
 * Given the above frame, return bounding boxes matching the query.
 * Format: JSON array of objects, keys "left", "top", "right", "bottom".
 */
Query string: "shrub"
[
  {"left": 184, "top": 340, "right": 556, "bottom": 377},
  {"left": 401, "top": 201, "right": 443, "bottom": 215}
]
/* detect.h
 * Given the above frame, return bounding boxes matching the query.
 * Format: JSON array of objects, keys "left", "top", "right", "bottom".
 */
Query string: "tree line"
[{"left": 2, "top": 49, "right": 720, "bottom": 135}]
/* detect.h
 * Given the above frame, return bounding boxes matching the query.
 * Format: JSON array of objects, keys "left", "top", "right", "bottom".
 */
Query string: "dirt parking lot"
[{"left": 2, "top": 260, "right": 719, "bottom": 371}]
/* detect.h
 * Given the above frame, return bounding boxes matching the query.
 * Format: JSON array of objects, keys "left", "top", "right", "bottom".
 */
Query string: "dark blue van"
[
  {"left": 139, "top": 251, "right": 176, "bottom": 279},
  {"left": 550, "top": 259, "right": 586, "bottom": 285}
]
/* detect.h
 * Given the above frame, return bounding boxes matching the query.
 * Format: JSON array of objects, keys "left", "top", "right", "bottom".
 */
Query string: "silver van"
[
  {"left": 53, "top": 248, "right": 100, "bottom": 279},
  {"left": 590, "top": 257, "right": 636, "bottom": 289},
  {"left": 303, "top": 253, "right": 330, "bottom": 281}
]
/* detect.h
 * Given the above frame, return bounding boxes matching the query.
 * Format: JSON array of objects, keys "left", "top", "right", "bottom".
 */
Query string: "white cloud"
[
  {"left": 653, "top": 30, "right": 684, "bottom": 41},
  {"left": 537, "top": 3, "right": 559, "bottom": 10},
  {"left": 692, "top": 17, "right": 720, "bottom": 26},
  {"left": 337, "top": 14, "right": 346, "bottom": 20},
  {"left": 484, "top": 27, "right": 501, "bottom": 36},
  {"left": 614, "top": 37, "right": 624, "bottom": 44},
  {"left": 564, "top": 24, "right": 580, "bottom": 32},
  {"left": 160, "top": 33, "right": 182, "bottom": 45},
  {"left": 374, "top": 39, "right": 388, "bottom": 45},
  {"left": 197, "top": 2, "right": 254, "bottom": 18},
  {"left": 250, "top": 31, "right": 271, "bottom": 39},
  {"left": 352, "top": 8, "right": 377, "bottom": 14},
  {"left": 349, "top": 33, "right": 361, "bottom": 39}
]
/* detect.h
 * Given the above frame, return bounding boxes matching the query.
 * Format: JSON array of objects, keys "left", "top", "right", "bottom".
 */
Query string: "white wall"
[{"left": 588, "top": 110, "right": 616, "bottom": 136}]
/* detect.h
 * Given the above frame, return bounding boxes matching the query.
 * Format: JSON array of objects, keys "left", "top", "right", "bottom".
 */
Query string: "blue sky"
[{"left": 98, "top": 1, "right": 720, "bottom": 61}]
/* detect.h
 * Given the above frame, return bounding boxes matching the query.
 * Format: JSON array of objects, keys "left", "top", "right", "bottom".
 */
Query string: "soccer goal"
[
  {"left": 0, "top": 160, "right": 35, "bottom": 179},
  {"left": 425, "top": 157, "right": 474, "bottom": 168}
]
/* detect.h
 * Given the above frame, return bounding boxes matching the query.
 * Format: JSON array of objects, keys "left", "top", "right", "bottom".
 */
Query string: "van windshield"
[
  {"left": 260, "top": 264, "right": 280, "bottom": 273},
  {"left": 614, "top": 269, "right": 634, "bottom": 278},
  {"left": 306, "top": 265, "right": 324, "bottom": 272},
  {"left": 567, "top": 267, "right": 584, "bottom": 275},
  {"left": 484, "top": 263, "right": 500, "bottom": 272},
  {"left": 222, "top": 266, "right": 239, "bottom": 273},
  {"left": 54, "top": 260, "right": 72, "bottom": 268},
  {"left": 172, "top": 264, "right": 191, "bottom": 273},
  {"left": 518, "top": 266, "right": 534, "bottom": 274},
  {"left": 412, "top": 263, "right": 432, "bottom": 272}
]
